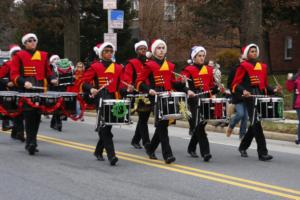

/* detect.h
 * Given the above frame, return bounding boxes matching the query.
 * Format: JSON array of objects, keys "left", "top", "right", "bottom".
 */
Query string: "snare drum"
[
  {"left": 256, "top": 97, "right": 284, "bottom": 120},
  {"left": 60, "top": 92, "right": 77, "bottom": 114},
  {"left": 128, "top": 93, "right": 152, "bottom": 113},
  {"left": 18, "top": 93, "right": 40, "bottom": 111},
  {"left": 0, "top": 91, "right": 18, "bottom": 112},
  {"left": 196, "top": 98, "right": 227, "bottom": 122},
  {"left": 39, "top": 92, "right": 61, "bottom": 114},
  {"left": 157, "top": 92, "right": 187, "bottom": 120},
  {"left": 97, "top": 99, "right": 131, "bottom": 125}
]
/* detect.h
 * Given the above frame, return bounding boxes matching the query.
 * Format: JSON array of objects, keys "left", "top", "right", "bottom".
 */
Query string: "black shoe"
[
  {"left": 203, "top": 154, "right": 212, "bottom": 162},
  {"left": 16, "top": 132, "right": 25, "bottom": 142},
  {"left": 295, "top": 140, "right": 300, "bottom": 145},
  {"left": 259, "top": 154, "right": 273, "bottom": 161},
  {"left": 11, "top": 133, "right": 17, "bottom": 140},
  {"left": 131, "top": 142, "right": 142, "bottom": 149},
  {"left": 94, "top": 152, "right": 105, "bottom": 161},
  {"left": 145, "top": 143, "right": 157, "bottom": 160},
  {"left": 165, "top": 156, "right": 176, "bottom": 164},
  {"left": 109, "top": 156, "right": 118, "bottom": 166},
  {"left": 188, "top": 151, "right": 199, "bottom": 158},
  {"left": 26, "top": 144, "right": 36, "bottom": 155},
  {"left": 239, "top": 149, "right": 248, "bottom": 157}
]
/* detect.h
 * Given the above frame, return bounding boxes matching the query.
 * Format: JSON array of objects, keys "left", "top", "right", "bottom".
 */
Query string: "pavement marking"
[
  {"left": 2, "top": 131, "right": 300, "bottom": 200},
  {"left": 37, "top": 135, "right": 300, "bottom": 196}
]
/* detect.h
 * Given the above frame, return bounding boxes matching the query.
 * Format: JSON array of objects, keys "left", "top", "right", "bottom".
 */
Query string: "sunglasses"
[{"left": 26, "top": 39, "right": 37, "bottom": 43}]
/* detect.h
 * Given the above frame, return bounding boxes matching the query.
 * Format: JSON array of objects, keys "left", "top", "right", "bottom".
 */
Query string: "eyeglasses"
[
  {"left": 26, "top": 39, "right": 37, "bottom": 43},
  {"left": 103, "top": 49, "right": 114, "bottom": 54}
]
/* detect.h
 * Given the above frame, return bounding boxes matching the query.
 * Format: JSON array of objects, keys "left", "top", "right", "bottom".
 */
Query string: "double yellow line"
[
  {"left": 1, "top": 130, "right": 300, "bottom": 199},
  {"left": 37, "top": 134, "right": 300, "bottom": 200}
]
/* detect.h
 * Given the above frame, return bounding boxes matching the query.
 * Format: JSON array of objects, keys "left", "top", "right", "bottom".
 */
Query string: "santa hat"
[
  {"left": 9, "top": 44, "right": 21, "bottom": 58},
  {"left": 134, "top": 40, "right": 148, "bottom": 52},
  {"left": 49, "top": 55, "right": 60, "bottom": 64},
  {"left": 93, "top": 42, "right": 115, "bottom": 59},
  {"left": 146, "top": 39, "right": 167, "bottom": 58},
  {"left": 187, "top": 46, "right": 206, "bottom": 64},
  {"left": 241, "top": 43, "right": 259, "bottom": 59},
  {"left": 21, "top": 33, "right": 38, "bottom": 45}
]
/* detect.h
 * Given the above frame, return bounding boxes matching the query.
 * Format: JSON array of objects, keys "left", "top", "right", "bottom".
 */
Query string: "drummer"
[
  {"left": 10, "top": 33, "right": 58, "bottom": 155},
  {"left": 0, "top": 44, "right": 25, "bottom": 141},
  {"left": 81, "top": 42, "right": 125, "bottom": 166},
  {"left": 180, "top": 46, "right": 219, "bottom": 162},
  {"left": 136, "top": 39, "right": 186, "bottom": 164},
  {"left": 48, "top": 54, "right": 65, "bottom": 132},
  {"left": 123, "top": 40, "right": 151, "bottom": 149},
  {"left": 231, "top": 43, "right": 281, "bottom": 161}
]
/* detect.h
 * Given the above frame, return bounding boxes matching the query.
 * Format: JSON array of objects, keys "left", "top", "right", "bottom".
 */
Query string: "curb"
[{"left": 83, "top": 111, "right": 296, "bottom": 143}]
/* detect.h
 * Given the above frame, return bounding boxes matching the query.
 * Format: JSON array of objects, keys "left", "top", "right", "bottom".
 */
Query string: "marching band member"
[
  {"left": 231, "top": 43, "right": 281, "bottom": 161},
  {"left": 0, "top": 45, "right": 25, "bottom": 141},
  {"left": 123, "top": 40, "right": 151, "bottom": 149},
  {"left": 81, "top": 42, "right": 125, "bottom": 166},
  {"left": 136, "top": 39, "right": 185, "bottom": 164},
  {"left": 180, "top": 46, "right": 218, "bottom": 162},
  {"left": 48, "top": 54, "right": 64, "bottom": 131},
  {"left": 10, "top": 33, "right": 58, "bottom": 155}
]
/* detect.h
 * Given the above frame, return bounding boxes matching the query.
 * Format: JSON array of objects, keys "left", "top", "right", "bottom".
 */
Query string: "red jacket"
[
  {"left": 123, "top": 58, "right": 150, "bottom": 86},
  {"left": 0, "top": 61, "right": 10, "bottom": 78},
  {"left": 10, "top": 50, "right": 54, "bottom": 87},
  {"left": 231, "top": 61, "right": 269, "bottom": 94},
  {"left": 136, "top": 59, "right": 177, "bottom": 92},
  {"left": 180, "top": 64, "right": 215, "bottom": 92},
  {"left": 81, "top": 61, "right": 123, "bottom": 99}
]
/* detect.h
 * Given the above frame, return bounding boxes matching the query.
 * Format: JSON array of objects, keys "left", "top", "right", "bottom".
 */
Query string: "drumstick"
[
  {"left": 121, "top": 80, "right": 139, "bottom": 92},
  {"left": 90, "top": 80, "right": 112, "bottom": 98},
  {"left": 31, "top": 86, "right": 46, "bottom": 90},
  {"left": 172, "top": 72, "right": 192, "bottom": 81},
  {"left": 194, "top": 90, "right": 211, "bottom": 97},
  {"left": 273, "top": 75, "right": 280, "bottom": 86}
]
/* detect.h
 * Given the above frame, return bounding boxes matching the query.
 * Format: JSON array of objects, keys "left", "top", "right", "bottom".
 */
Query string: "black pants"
[
  {"left": 148, "top": 120, "right": 173, "bottom": 160},
  {"left": 1, "top": 117, "right": 11, "bottom": 129},
  {"left": 94, "top": 125, "right": 116, "bottom": 159},
  {"left": 187, "top": 99, "right": 210, "bottom": 157},
  {"left": 50, "top": 114, "right": 62, "bottom": 129},
  {"left": 131, "top": 111, "right": 151, "bottom": 146},
  {"left": 11, "top": 114, "right": 24, "bottom": 137},
  {"left": 239, "top": 97, "right": 268, "bottom": 156},
  {"left": 23, "top": 109, "right": 41, "bottom": 146}
]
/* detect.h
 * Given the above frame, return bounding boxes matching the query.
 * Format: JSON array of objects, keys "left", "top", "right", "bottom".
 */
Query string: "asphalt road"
[{"left": 0, "top": 116, "right": 300, "bottom": 200}]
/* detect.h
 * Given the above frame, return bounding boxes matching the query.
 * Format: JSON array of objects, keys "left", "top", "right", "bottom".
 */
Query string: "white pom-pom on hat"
[{"left": 9, "top": 44, "right": 21, "bottom": 58}]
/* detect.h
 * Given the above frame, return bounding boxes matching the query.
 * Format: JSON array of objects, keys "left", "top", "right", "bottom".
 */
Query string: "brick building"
[{"left": 129, "top": 0, "right": 300, "bottom": 72}]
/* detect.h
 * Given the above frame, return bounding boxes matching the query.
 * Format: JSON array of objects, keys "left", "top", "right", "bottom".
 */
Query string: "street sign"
[
  {"left": 110, "top": 10, "right": 124, "bottom": 29},
  {"left": 104, "top": 33, "right": 117, "bottom": 50},
  {"left": 103, "top": 0, "right": 117, "bottom": 10}
]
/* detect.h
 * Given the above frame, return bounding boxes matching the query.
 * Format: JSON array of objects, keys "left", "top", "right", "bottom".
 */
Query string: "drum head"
[
  {"left": 0, "top": 91, "right": 18, "bottom": 96},
  {"left": 103, "top": 99, "right": 130, "bottom": 105}
]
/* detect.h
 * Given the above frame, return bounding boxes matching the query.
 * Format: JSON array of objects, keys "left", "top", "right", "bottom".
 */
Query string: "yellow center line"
[
  {"left": 1, "top": 130, "right": 300, "bottom": 199},
  {"left": 38, "top": 134, "right": 300, "bottom": 196}
]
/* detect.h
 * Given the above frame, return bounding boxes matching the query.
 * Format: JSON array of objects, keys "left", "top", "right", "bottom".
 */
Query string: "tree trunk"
[
  {"left": 63, "top": 0, "right": 80, "bottom": 64},
  {"left": 240, "top": 0, "right": 266, "bottom": 61}
]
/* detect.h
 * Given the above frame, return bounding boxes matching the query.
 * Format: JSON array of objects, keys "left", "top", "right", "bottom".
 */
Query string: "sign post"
[{"left": 103, "top": 0, "right": 124, "bottom": 51}]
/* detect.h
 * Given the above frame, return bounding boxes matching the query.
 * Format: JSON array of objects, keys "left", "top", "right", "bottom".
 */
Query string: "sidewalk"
[{"left": 84, "top": 111, "right": 297, "bottom": 143}]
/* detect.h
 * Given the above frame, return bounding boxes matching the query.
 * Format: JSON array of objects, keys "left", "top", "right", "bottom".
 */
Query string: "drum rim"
[
  {"left": 201, "top": 98, "right": 228, "bottom": 102},
  {"left": 102, "top": 99, "right": 131, "bottom": 104},
  {"left": 257, "top": 97, "right": 283, "bottom": 102},
  {"left": 17, "top": 93, "right": 39, "bottom": 97},
  {"left": 159, "top": 92, "right": 186, "bottom": 98}
]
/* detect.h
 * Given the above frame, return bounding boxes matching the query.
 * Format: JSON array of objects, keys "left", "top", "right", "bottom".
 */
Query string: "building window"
[
  {"left": 164, "top": 0, "right": 176, "bottom": 21},
  {"left": 284, "top": 36, "right": 293, "bottom": 60}
]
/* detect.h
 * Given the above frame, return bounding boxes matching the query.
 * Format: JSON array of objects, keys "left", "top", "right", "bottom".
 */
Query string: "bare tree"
[{"left": 63, "top": 0, "right": 80, "bottom": 63}]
